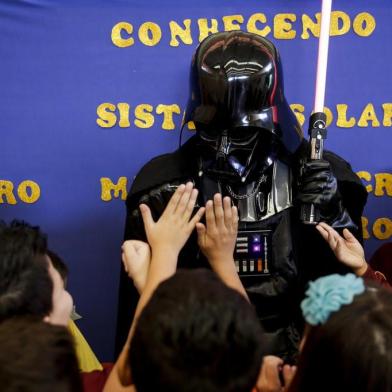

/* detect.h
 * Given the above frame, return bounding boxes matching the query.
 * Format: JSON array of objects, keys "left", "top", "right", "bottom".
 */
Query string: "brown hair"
[{"left": 0, "top": 317, "right": 82, "bottom": 392}]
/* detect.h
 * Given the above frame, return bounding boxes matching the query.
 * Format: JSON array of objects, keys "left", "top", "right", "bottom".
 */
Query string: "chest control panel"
[{"left": 234, "top": 230, "right": 272, "bottom": 277}]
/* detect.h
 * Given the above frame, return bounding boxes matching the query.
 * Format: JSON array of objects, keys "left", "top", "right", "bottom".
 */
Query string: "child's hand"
[
  {"left": 140, "top": 182, "right": 205, "bottom": 258},
  {"left": 316, "top": 222, "right": 367, "bottom": 276},
  {"left": 121, "top": 240, "right": 151, "bottom": 294},
  {"left": 256, "top": 356, "right": 296, "bottom": 392},
  {"left": 196, "top": 194, "right": 238, "bottom": 271}
]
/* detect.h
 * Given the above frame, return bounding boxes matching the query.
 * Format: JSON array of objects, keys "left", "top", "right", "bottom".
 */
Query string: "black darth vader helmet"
[{"left": 183, "top": 31, "right": 303, "bottom": 184}]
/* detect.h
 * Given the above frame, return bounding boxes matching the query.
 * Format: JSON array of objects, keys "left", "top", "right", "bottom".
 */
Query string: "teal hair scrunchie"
[{"left": 301, "top": 273, "right": 365, "bottom": 326}]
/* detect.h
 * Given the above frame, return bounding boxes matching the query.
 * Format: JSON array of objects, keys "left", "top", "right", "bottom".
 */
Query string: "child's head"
[
  {"left": 0, "top": 220, "right": 73, "bottom": 326},
  {"left": 289, "top": 274, "right": 392, "bottom": 392},
  {"left": 130, "top": 269, "right": 266, "bottom": 392},
  {"left": 0, "top": 316, "right": 82, "bottom": 392}
]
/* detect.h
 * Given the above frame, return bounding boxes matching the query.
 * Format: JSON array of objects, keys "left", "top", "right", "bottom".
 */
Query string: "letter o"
[
  {"left": 353, "top": 13, "right": 376, "bottom": 37},
  {"left": 373, "top": 218, "right": 392, "bottom": 240},
  {"left": 17, "top": 181, "right": 41, "bottom": 204},
  {"left": 138, "top": 22, "right": 162, "bottom": 46}
]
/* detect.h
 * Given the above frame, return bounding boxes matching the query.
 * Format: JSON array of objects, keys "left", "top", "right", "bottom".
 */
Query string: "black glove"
[{"left": 297, "top": 159, "right": 340, "bottom": 219}]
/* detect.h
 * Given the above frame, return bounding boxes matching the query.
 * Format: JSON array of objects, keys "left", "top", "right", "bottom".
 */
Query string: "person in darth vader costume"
[{"left": 116, "top": 31, "right": 367, "bottom": 360}]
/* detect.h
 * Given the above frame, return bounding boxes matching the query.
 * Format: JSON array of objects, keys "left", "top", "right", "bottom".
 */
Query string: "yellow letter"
[
  {"left": 336, "top": 104, "right": 356, "bottom": 128},
  {"left": 356, "top": 171, "right": 373, "bottom": 193},
  {"left": 290, "top": 104, "right": 305, "bottom": 126},
  {"left": 223, "top": 14, "right": 244, "bottom": 31},
  {"left": 361, "top": 216, "right": 370, "bottom": 240},
  {"left": 330, "top": 11, "right": 351, "bottom": 36},
  {"left": 100, "top": 177, "right": 128, "bottom": 201},
  {"left": 118, "top": 103, "right": 130, "bottom": 128},
  {"left": 382, "top": 103, "right": 392, "bottom": 127},
  {"left": 358, "top": 103, "right": 380, "bottom": 127},
  {"left": 274, "top": 14, "right": 296, "bottom": 39},
  {"left": 301, "top": 13, "right": 320, "bottom": 39},
  {"left": 111, "top": 22, "right": 134, "bottom": 48},
  {"left": 134, "top": 104, "right": 154, "bottom": 129},
  {"left": 0, "top": 180, "right": 17, "bottom": 204},
  {"left": 373, "top": 217, "right": 392, "bottom": 240},
  {"left": 353, "top": 13, "right": 376, "bottom": 37},
  {"left": 138, "top": 22, "right": 162, "bottom": 46},
  {"left": 374, "top": 173, "right": 392, "bottom": 197},
  {"left": 17, "top": 181, "right": 40, "bottom": 204},
  {"left": 169, "top": 19, "right": 193, "bottom": 47},
  {"left": 198, "top": 18, "right": 219, "bottom": 42},
  {"left": 156, "top": 104, "right": 181, "bottom": 130},
  {"left": 96, "top": 103, "right": 117, "bottom": 128},
  {"left": 247, "top": 13, "right": 271, "bottom": 37}
]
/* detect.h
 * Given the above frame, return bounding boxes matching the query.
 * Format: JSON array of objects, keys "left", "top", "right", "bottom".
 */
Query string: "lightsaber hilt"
[{"left": 301, "top": 112, "right": 328, "bottom": 225}]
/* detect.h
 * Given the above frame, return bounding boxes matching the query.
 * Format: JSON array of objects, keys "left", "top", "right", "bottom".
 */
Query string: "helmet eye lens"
[
  {"left": 229, "top": 127, "right": 259, "bottom": 144},
  {"left": 198, "top": 125, "right": 262, "bottom": 146}
]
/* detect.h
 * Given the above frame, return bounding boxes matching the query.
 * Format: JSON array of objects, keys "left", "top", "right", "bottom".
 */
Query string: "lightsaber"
[{"left": 301, "top": 0, "right": 333, "bottom": 224}]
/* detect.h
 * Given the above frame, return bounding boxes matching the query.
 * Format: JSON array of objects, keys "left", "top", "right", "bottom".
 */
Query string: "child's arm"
[
  {"left": 316, "top": 222, "right": 390, "bottom": 288},
  {"left": 104, "top": 183, "right": 205, "bottom": 392},
  {"left": 196, "top": 194, "right": 249, "bottom": 301}
]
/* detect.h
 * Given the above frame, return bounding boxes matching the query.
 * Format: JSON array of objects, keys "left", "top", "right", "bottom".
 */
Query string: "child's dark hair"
[
  {"left": 0, "top": 316, "right": 82, "bottom": 392},
  {"left": 289, "top": 284, "right": 392, "bottom": 392},
  {"left": 130, "top": 269, "right": 266, "bottom": 392},
  {"left": 0, "top": 220, "right": 52, "bottom": 321}
]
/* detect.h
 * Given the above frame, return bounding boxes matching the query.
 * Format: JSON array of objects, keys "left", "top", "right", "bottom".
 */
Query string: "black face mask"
[
  {"left": 198, "top": 126, "right": 277, "bottom": 185},
  {"left": 183, "top": 31, "right": 303, "bottom": 157}
]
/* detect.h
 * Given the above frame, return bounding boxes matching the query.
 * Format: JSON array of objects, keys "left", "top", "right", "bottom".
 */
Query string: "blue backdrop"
[{"left": 1, "top": 0, "right": 391, "bottom": 361}]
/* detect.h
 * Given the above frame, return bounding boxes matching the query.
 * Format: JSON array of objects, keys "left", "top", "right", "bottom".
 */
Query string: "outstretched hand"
[
  {"left": 196, "top": 194, "right": 249, "bottom": 300},
  {"left": 196, "top": 194, "right": 238, "bottom": 270},
  {"left": 140, "top": 182, "right": 205, "bottom": 257},
  {"left": 316, "top": 222, "right": 367, "bottom": 276}
]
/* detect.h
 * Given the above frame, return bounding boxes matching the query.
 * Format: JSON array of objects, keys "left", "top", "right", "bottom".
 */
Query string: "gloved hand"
[{"left": 297, "top": 159, "right": 340, "bottom": 219}]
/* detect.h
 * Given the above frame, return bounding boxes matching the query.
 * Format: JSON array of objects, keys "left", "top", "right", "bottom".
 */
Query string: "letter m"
[{"left": 100, "top": 177, "right": 128, "bottom": 201}]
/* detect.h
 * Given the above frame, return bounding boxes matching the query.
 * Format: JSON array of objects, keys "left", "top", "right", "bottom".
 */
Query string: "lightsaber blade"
[{"left": 314, "top": 0, "right": 333, "bottom": 114}]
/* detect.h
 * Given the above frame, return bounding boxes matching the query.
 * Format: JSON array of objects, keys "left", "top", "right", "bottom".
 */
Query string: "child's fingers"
[
  {"left": 183, "top": 188, "right": 199, "bottom": 222},
  {"left": 121, "top": 251, "right": 128, "bottom": 272},
  {"left": 223, "top": 196, "right": 232, "bottom": 227},
  {"left": 317, "top": 221, "right": 331, "bottom": 230},
  {"left": 165, "top": 184, "right": 186, "bottom": 214},
  {"left": 232, "top": 206, "right": 239, "bottom": 232},
  {"left": 283, "top": 364, "right": 297, "bottom": 386},
  {"left": 190, "top": 207, "right": 205, "bottom": 227},
  {"left": 322, "top": 224, "right": 340, "bottom": 248},
  {"left": 318, "top": 222, "right": 339, "bottom": 239},
  {"left": 196, "top": 222, "right": 206, "bottom": 241},
  {"left": 335, "top": 236, "right": 346, "bottom": 253},
  {"left": 213, "top": 193, "right": 225, "bottom": 228},
  {"left": 128, "top": 240, "right": 147, "bottom": 252},
  {"left": 175, "top": 182, "right": 194, "bottom": 215},
  {"left": 315, "top": 224, "right": 329, "bottom": 241},
  {"left": 139, "top": 204, "right": 154, "bottom": 232},
  {"left": 342, "top": 228, "right": 357, "bottom": 243},
  {"left": 316, "top": 223, "right": 338, "bottom": 249},
  {"left": 206, "top": 200, "right": 216, "bottom": 231}
]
